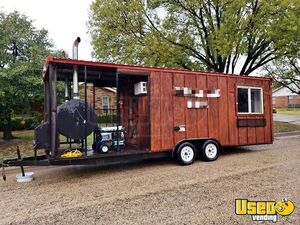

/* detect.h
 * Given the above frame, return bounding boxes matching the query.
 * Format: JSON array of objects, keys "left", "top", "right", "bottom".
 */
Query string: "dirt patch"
[
  {"left": 0, "top": 135, "right": 299, "bottom": 225},
  {"left": 0, "top": 130, "right": 42, "bottom": 160}
]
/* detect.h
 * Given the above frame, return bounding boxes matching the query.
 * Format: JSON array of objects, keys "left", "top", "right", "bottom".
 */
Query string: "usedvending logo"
[{"left": 235, "top": 198, "right": 295, "bottom": 222}]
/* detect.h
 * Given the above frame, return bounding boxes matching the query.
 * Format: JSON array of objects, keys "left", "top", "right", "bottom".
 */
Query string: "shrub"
[
  {"left": 0, "top": 116, "right": 39, "bottom": 131},
  {"left": 98, "top": 114, "right": 117, "bottom": 124}
]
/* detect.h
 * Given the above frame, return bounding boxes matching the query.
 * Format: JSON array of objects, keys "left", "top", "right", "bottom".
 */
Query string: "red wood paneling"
[
  {"left": 256, "top": 116, "right": 265, "bottom": 144},
  {"left": 228, "top": 77, "right": 238, "bottom": 145},
  {"left": 196, "top": 75, "right": 208, "bottom": 137},
  {"left": 207, "top": 75, "right": 219, "bottom": 139},
  {"left": 138, "top": 95, "right": 148, "bottom": 147},
  {"left": 150, "top": 72, "right": 162, "bottom": 151},
  {"left": 218, "top": 76, "right": 229, "bottom": 145},
  {"left": 269, "top": 80, "right": 274, "bottom": 143},
  {"left": 173, "top": 73, "right": 186, "bottom": 145},
  {"left": 185, "top": 74, "right": 198, "bottom": 138},
  {"left": 263, "top": 80, "right": 272, "bottom": 143},
  {"left": 161, "top": 73, "right": 174, "bottom": 150},
  {"left": 150, "top": 71, "right": 273, "bottom": 151},
  {"left": 120, "top": 79, "right": 149, "bottom": 146}
]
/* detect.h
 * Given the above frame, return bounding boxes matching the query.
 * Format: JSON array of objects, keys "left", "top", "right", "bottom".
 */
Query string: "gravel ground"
[{"left": 0, "top": 135, "right": 299, "bottom": 225}]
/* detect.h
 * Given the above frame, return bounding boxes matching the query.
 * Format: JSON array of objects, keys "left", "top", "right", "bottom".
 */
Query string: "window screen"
[
  {"left": 288, "top": 96, "right": 293, "bottom": 104},
  {"left": 251, "top": 89, "right": 262, "bottom": 113},
  {"left": 102, "top": 96, "right": 109, "bottom": 109},
  {"left": 237, "top": 87, "right": 263, "bottom": 114},
  {"left": 238, "top": 88, "right": 249, "bottom": 113}
]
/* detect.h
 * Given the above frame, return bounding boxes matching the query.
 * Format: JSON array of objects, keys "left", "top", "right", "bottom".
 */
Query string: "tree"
[
  {"left": 0, "top": 11, "right": 53, "bottom": 140},
  {"left": 265, "top": 57, "right": 300, "bottom": 94},
  {"left": 263, "top": 0, "right": 300, "bottom": 94},
  {"left": 89, "top": 0, "right": 299, "bottom": 75}
]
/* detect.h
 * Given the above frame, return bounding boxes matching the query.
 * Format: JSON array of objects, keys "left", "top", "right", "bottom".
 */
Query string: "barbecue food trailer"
[{"left": 1, "top": 50, "right": 273, "bottom": 172}]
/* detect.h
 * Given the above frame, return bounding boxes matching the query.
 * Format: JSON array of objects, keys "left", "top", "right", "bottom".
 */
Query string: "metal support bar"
[
  {"left": 84, "top": 66, "right": 88, "bottom": 156},
  {"left": 93, "top": 83, "right": 96, "bottom": 144},
  {"left": 68, "top": 79, "right": 72, "bottom": 100},
  {"left": 59, "top": 141, "right": 79, "bottom": 144},
  {"left": 116, "top": 72, "right": 120, "bottom": 152},
  {"left": 44, "top": 79, "right": 49, "bottom": 122},
  {"left": 67, "top": 78, "right": 72, "bottom": 148}
]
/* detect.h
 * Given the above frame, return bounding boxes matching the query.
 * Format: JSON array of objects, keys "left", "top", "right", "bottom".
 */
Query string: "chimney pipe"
[
  {"left": 64, "top": 77, "right": 69, "bottom": 102},
  {"left": 72, "top": 37, "right": 81, "bottom": 99}
]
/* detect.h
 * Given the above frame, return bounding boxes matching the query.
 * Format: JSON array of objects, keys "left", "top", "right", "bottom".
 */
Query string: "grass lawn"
[
  {"left": 0, "top": 130, "right": 95, "bottom": 160},
  {"left": 276, "top": 108, "right": 300, "bottom": 115},
  {"left": 274, "top": 121, "right": 300, "bottom": 133},
  {"left": 0, "top": 130, "right": 35, "bottom": 160}
]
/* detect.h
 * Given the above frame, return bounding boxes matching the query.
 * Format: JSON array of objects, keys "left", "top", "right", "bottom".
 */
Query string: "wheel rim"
[
  {"left": 180, "top": 146, "right": 194, "bottom": 162},
  {"left": 205, "top": 143, "right": 217, "bottom": 159},
  {"left": 102, "top": 146, "right": 109, "bottom": 153}
]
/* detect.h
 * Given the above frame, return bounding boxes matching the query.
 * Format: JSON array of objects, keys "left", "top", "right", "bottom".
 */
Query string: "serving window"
[{"left": 237, "top": 87, "right": 263, "bottom": 114}]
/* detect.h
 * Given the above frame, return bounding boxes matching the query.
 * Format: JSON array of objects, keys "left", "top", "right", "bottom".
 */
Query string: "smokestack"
[
  {"left": 64, "top": 77, "right": 69, "bottom": 102},
  {"left": 72, "top": 37, "right": 81, "bottom": 99}
]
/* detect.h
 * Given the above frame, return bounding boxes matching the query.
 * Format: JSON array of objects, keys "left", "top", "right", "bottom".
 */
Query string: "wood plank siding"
[{"left": 150, "top": 72, "right": 273, "bottom": 152}]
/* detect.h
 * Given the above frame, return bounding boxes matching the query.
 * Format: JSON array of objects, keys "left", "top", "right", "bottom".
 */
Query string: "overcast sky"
[
  {"left": 0, "top": 0, "right": 93, "bottom": 60},
  {"left": 0, "top": 1, "right": 262, "bottom": 75}
]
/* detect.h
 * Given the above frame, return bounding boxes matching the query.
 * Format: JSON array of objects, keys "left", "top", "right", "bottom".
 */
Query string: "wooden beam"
[{"left": 49, "top": 64, "right": 57, "bottom": 157}]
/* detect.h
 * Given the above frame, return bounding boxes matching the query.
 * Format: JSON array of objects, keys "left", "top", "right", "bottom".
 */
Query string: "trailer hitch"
[{"left": 0, "top": 146, "right": 24, "bottom": 181}]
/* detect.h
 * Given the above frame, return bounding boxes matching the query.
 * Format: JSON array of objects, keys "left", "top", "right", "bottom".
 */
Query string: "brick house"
[
  {"left": 272, "top": 85, "right": 300, "bottom": 108},
  {"left": 80, "top": 84, "right": 116, "bottom": 114}
]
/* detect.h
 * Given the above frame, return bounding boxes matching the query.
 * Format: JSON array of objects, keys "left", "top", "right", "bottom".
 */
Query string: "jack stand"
[
  {"left": 15, "top": 146, "right": 34, "bottom": 182},
  {"left": 1, "top": 163, "right": 6, "bottom": 181},
  {"left": 16, "top": 146, "right": 25, "bottom": 177}
]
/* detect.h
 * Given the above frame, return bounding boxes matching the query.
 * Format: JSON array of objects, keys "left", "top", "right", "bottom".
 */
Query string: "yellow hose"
[{"left": 61, "top": 149, "right": 83, "bottom": 158}]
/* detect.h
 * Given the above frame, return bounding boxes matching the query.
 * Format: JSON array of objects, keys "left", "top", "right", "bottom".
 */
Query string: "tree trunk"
[{"left": 2, "top": 117, "right": 13, "bottom": 140}]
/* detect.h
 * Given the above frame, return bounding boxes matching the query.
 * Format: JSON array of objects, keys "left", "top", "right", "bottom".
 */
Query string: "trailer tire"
[
  {"left": 176, "top": 142, "right": 196, "bottom": 165},
  {"left": 200, "top": 140, "right": 220, "bottom": 161}
]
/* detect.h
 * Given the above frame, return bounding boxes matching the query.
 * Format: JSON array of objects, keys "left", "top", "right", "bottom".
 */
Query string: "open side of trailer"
[{"left": 1, "top": 55, "right": 273, "bottom": 171}]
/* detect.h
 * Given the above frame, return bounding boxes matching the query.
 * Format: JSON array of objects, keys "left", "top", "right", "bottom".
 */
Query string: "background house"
[
  {"left": 272, "top": 85, "right": 300, "bottom": 108},
  {"left": 80, "top": 85, "right": 116, "bottom": 114}
]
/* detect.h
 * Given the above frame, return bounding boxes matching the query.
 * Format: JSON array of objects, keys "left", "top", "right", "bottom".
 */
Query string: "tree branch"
[{"left": 143, "top": 10, "right": 217, "bottom": 69}]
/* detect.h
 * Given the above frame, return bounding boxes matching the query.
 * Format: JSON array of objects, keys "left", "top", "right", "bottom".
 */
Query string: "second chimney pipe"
[{"left": 72, "top": 37, "right": 81, "bottom": 99}]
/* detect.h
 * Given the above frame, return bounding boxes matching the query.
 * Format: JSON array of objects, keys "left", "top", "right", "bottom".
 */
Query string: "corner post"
[
  {"left": 84, "top": 66, "right": 88, "bottom": 156},
  {"left": 49, "top": 64, "right": 57, "bottom": 157},
  {"left": 116, "top": 71, "right": 120, "bottom": 151}
]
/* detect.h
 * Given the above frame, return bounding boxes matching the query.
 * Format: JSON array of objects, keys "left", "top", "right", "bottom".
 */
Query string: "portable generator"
[{"left": 92, "top": 126, "right": 125, "bottom": 153}]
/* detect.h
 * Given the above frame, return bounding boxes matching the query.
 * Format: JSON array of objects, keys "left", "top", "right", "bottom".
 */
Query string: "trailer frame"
[{"left": 1, "top": 56, "right": 273, "bottom": 173}]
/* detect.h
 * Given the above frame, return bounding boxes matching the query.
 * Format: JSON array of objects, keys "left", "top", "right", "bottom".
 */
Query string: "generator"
[{"left": 92, "top": 126, "right": 125, "bottom": 153}]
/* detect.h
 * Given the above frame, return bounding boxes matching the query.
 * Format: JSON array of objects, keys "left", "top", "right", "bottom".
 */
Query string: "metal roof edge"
[{"left": 44, "top": 56, "right": 272, "bottom": 81}]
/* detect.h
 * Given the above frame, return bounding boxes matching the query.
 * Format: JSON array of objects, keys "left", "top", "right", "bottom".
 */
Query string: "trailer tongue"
[{"left": 1, "top": 146, "right": 170, "bottom": 181}]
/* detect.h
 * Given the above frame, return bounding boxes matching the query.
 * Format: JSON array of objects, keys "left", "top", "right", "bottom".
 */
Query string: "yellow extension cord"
[{"left": 61, "top": 149, "right": 83, "bottom": 158}]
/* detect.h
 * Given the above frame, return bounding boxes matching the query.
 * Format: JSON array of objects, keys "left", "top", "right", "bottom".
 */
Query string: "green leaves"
[
  {"left": 89, "top": 0, "right": 299, "bottom": 75},
  {"left": 264, "top": 56, "right": 300, "bottom": 94},
  {"left": 0, "top": 11, "right": 54, "bottom": 124}
]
